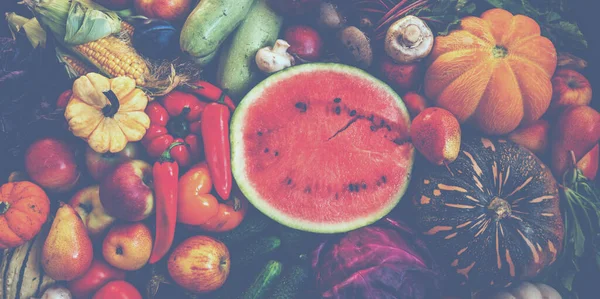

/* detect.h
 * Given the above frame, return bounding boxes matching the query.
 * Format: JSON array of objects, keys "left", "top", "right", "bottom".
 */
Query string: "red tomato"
[
  {"left": 92, "top": 281, "right": 142, "bottom": 299},
  {"left": 68, "top": 259, "right": 126, "bottom": 299},
  {"left": 56, "top": 89, "right": 73, "bottom": 109},
  {"left": 177, "top": 162, "right": 219, "bottom": 225}
]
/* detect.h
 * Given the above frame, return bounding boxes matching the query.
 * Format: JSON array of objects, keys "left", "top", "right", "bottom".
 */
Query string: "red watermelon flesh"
[{"left": 231, "top": 63, "right": 414, "bottom": 233}]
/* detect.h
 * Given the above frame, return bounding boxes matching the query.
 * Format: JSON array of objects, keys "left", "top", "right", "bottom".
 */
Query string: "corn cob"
[
  {"left": 72, "top": 35, "right": 149, "bottom": 85},
  {"left": 58, "top": 49, "right": 98, "bottom": 77},
  {"left": 120, "top": 21, "right": 135, "bottom": 36}
]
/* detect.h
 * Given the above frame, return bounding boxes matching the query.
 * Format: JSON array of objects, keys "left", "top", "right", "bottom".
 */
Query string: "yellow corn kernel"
[
  {"left": 121, "top": 21, "right": 135, "bottom": 36},
  {"left": 73, "top": 35, "right": 149, "bottom": 85},
  {"left": 62, "top": 55, "right": 96, "bottom": 76}
]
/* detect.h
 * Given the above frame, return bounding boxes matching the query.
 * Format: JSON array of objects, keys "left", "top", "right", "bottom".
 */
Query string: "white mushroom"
[
  {"left": 32, "top": 286, "right": 72, "bottom": 299},
  {"left": 255, "top": 39, "right": 296, "bottom": 74},
  {"left": 384, "top": 15, "right": 434, "bottom": 63}
]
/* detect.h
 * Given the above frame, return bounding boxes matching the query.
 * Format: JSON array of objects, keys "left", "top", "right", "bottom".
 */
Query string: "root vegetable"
[
  {"left": 256, "top": 39, "right": 296, "bottom": 74},
  {"left": 337, "top": 26, "right": 373, "bottom": 69},
  {"left": 284, "top": 25, "right": 324, "bottom": 62},
  {"left": 318, "top": 1, "right": 345, "bottom": 30},
  {"left": 385, "top": 15, "right": 433, "bottom": 63}
]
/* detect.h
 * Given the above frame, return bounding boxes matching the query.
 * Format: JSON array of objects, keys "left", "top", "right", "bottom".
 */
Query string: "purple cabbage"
[{"left": 312, "top": 217, "right": 443, "bottom": 299}]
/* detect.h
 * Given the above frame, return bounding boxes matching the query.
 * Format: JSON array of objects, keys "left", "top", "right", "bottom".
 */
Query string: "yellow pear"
[{"left": 42, "top": 202, "right": 94, "bottom": 281}]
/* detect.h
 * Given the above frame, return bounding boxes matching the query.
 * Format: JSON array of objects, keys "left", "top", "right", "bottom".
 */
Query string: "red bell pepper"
[
  {"left": 149, "top": 142, "right": 180, "bottom": 264},
  {"left": 184, "top": 80, "right": 236, "bottom": 112},
  {"left": 92, "top": 281, "right": 142, "bottom": 299},
  {"left": 67, "top": 258, "right": 126, "bottom": 299},
  {"left": 201, "top": 92, "right": 233, "bottom": 200},
  {"left": 142, "top": 91, "right": 205, "bottom": 168}
]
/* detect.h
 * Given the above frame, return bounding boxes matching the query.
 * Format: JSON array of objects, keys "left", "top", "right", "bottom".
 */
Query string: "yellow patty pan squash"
[{"left": 65, "top": 73, "right": 151, "bottom": 153}]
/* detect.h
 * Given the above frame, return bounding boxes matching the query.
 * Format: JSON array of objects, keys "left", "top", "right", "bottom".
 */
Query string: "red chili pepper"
[
  {"left": 149, "top": 142, "right": 181, "bottom": 264},
  {"left": 201, "top": 92, "right": 233, "bottom": 200},
  {"left": 142, "top": 91, "right": 205, "bottom": 168},
  {"left": 185, "top": 80, "right": 237, "bottom": 112}
]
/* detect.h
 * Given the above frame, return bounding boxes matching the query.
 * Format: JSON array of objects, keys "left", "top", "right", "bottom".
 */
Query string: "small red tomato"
[
  {"left": 68, "top": 258, "right": 126, "bottom": 299},
  {"left": 57, "top": 89, "right": 73, "bottom": 109},
  {"left": 284, "top": 25, "right": 324, "bottom": 61},
  {"left": 92, "top": 280, "right": 142, "bottom": 299}
]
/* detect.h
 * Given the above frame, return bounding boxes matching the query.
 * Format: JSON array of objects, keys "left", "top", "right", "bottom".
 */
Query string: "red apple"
[
  {"left": 284, "top": 25, "right": 324, "bottom": 62},
  {"left": 403, "top": 92, "right": 429, "bottom": 119},
  {"left": 86, "top": 143, "right": 142, "bottom": 182},
  {"left": 99, "top": 160, "right": 154, "bottom": 222},
  {"left": 378, "top": 57, "right": 423, "bottom": 92},
  {"left": 167, "top": 236, "right": 230, "bottom": 293},
  {"left": 93, "top": 0, "right": 134, "bottom": 11},
  {"left": 134, "top": 0, "right": 192, "bottom": 22},
  {"left": 25, "top": 138, "right": 80, "bottom": 193},
  {"left": 578, "top": 144, "right": 599, "bottom": 181},
  {"left": 508, "top": 119, "right": 550, "bottom": 156},
  {"left": 550, "top": 69, "right": 592, "bottom": 113},
  {"left": 69, "top": 185, "right": 116, "bottom": 240}
]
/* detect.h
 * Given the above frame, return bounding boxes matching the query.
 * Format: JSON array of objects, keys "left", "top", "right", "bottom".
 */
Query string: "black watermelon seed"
[
  {"left": 354, "top": 184, "right": 360, "bottom": 192},
  {"left": 348, "top": 184, "right": 354, "bottom": 192},
  {"left": 335, "top": 106, "right": 341, "bottom": 115},
  {"left": 304, "top": 187, "right": 312, "bottom": 193},
  {"left": 362, "top": 183, "right": 367, "bottom": 189},
  {"left": 257, "top": 131, "right": 263, "bottom": 136},
  {"left": 274, "top": 151, "right": 279, "bottom": 156},
  {"left": 295, "top": 102, "right": 307, "bottom": 112},
  {"left": 334, "top": 98, "right": 341, "bottom": 103},
  {"left": 287, "top": 178, "right": 292, "bottom": 185},
  {"left": 368, "top": 115, "right": 374, "bottom": 121},
  {"left": 264, "top": 148, "right": 269, "bottom": 153},
  {"left": 335, "top": 193, "right": 339, "bottom": 200},
  {"left": 370, "top": 126, "right": 377, "bottom": 131},
  {"left": 386, "top": 125, "right": 392, "bottom": 131},
  {"left": 381, "top": 176, "right": 387, "bottom": 183},
  {"left": 349, "top": 110, "right": 356, "bottom": 116}
]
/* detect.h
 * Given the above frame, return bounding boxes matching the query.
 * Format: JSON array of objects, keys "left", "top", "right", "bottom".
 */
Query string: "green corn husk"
[
  {"left": 23, "top": 0, "right": 121, "bottom": 45},
  {"left": 6, "top": 12, "right": 47, "bottom": 48}
]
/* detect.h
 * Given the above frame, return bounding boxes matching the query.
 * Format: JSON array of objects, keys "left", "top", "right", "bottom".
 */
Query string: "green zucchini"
[
  {"left": 269, "top": 264, "right": 311, "bottom": 299},
  {"left": 180, "top": 0, "right": 256, "bottom": 65},
  {"left": 279, "top": 227, "right": 322, "bottom": 258},
  {"left": 216, "top": 0, "right": 283, "bottom": 100},
  {"left": 240, "top": 260, "right": 283, "bottom": 299},
  {"left": 217, "top": 208, "right": 275, "bottom": 245},
  {"left": 231, "top": 236, "right": 281, "bottom": 267}
]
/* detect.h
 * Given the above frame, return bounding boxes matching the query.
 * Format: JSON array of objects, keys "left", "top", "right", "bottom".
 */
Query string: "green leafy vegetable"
[
  {"left": 484, "top": 0, "right": 588, "bottom": 50},
  {"left": 411, "top": 0, "right": 477, "bottom": 35},
  {"left": 544, "top": 151, "right": 600, "bottom": 299}
]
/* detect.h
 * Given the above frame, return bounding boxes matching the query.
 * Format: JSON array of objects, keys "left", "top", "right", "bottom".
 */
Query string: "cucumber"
[
  {"left": 240, "top": 260, "right": 283, "bottom": 299},
  {"left": 269, "top": 264, "right": 311, "bottom": 299},
  {"left": 217, "top": 207, "right": 275, "bottom": 245},
  {"left": 180, "top": 0, "right": 256, "bottom": 65},
  {"left": 279, "top": 226, "right": 323, "bottom": 258},
  {"left": 216, "top": 0, "right": 283, "bottom": 100},
  {"left": 231, "top": 236, "right": 281, "bottom": 267}
]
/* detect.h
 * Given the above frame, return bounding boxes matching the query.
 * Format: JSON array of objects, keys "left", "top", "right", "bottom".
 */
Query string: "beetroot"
[
  {"left": 378, "top": 56, "right": 423, "bottom": 92},
  {"left": 312, "top": 217, "right": 443, "bottom": 299},
  {"left": 268, "top": 0, "right": 321, "bottom": 16},
  {"left": 284, "top": 25, "right": 324, "bottom": 62}
]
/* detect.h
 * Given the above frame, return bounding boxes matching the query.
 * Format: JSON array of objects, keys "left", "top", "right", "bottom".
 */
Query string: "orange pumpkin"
[
  {"left": 0, "top": 181, "right": 50, "bottom": 249},
  {"left": 424, "top": 8, "right": 557, "bottom": 135}
]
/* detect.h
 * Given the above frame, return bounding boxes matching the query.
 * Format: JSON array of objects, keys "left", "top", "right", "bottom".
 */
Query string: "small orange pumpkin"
[
  {"left": 424, "top": 8, "right": 557, "bottom": 135},
  {"left": 0, "top": 181, "right": 50, "bottom": 249}
]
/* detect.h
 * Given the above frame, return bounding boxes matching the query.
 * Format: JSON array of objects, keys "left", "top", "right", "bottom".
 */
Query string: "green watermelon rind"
[{"left": 230, "top": 63, "right": 414, "bottom": 234}]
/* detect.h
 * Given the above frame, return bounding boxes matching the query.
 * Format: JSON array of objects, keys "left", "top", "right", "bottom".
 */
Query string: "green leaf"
[
  {"left": 561, "top": 269, "right": 577, "bottom": 291},
  {"left": 546, "top": 11, "right": 562, "bottom": 23},
  {"left": 64, "top": 0, "right": 121, "bottom": 45},
  {"left": 485, "top": 0, "right": 504, "bottom": 7}
]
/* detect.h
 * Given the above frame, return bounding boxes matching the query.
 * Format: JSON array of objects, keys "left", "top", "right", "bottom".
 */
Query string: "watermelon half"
[{"left": 231, "top": 63, "right": 414, "bottom": 233}]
